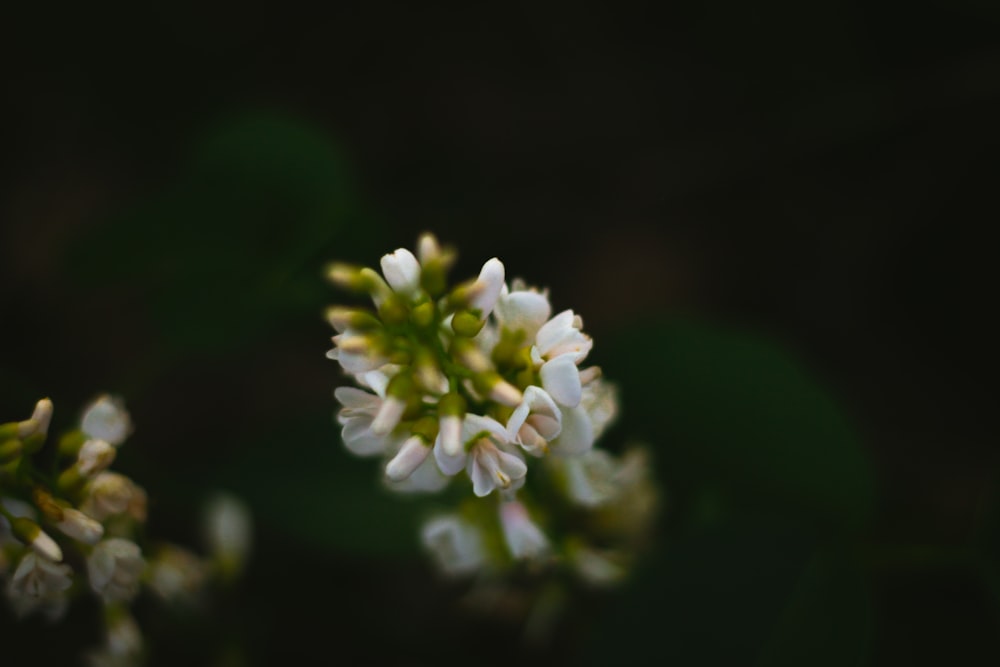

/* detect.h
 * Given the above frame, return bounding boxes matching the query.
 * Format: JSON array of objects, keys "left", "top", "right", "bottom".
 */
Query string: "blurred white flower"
[
  {"left": 54, "top": 507, "right": 104, "bottom": 545},
  {"left": 506, "top": 386, "right": 562, "bottom": 456},
  {"left": 88, "top": 538, "right": 145, "bottom": 603},
  {"left": 77, "top": 439, "right": 117, "bottom": 476},
  {"left": 494, "top": 283, "right": 551, "bottom": 340},
  {"left": 203, "top": 493, "right": 252, "bottom": 577},
  {"left": 83, "top": 472, "right": 144, "bottom": 521},
  {"left": 85, "top": 611, "right": 144, "bottom": 667},
  {"left": 334, "top": 386, "right": 402, "bottom": 456},
  {"left": 499, "top": 501, "right": 550, "bottom": 560},
  {"left": 147, "top": 544, "right": 209, "bottom": 604},
  {"left": 6, "top": 552, "right": 73, "bottom": 620},
  {"left": 81, "top": 395, "right": 132, "bottom": 447},
  {"left": 421, "top": 515, "right": 486, "bottom": 577}
]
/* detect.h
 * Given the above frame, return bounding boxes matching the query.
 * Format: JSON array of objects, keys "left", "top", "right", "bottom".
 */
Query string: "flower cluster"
[
  {"left": 327, "top": 234, "right": 658, "bottom": 589},
  {"left": 0, "top": 396, "right": 252, "bottom": 666}
]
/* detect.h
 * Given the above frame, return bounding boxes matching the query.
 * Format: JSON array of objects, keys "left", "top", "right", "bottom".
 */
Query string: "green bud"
[
  {"left": 0, "top": 439, "right": 23, "bottom": 465},
  {"left": 420, "top": 259, "right": 449, "bottom": 298},
  {"left": 472, "top": 371, "right": 503, "bottom": 396},
  {"left": 58, "top": 430, "right": 87, "bottom": 458},
  {"left": 411, "top": 416, "right": 440, "bottom": 442},
  {"left": 11, "top": 517, "right": 42, "bottom": 544},
  {"left": 386, "top": 374, "right": 415, "bottom": 400},
  {"left": 452, "top": 310, "right": 484, "bottom": 337},
  {"left": 57, "top": 466, "right": 85, "bottom": 495},
  {"left": 410, "top": 301, "right": 436, "bottom": 329},
  {"left": 325, "top": 263, "right": 368, "bottom": 291},
  {"left": 0, "top": 422, "right": 19, "bottom": 440},
  {"left": 491, "top": 334, "right": 524, "bottom": 369},
  {"left": 378, "top": 294, "right": 410, "bottom": 326},
  {"left": 22, "top": 431, "right": 46, "bottom": 455},
  {"left": 325, "top": 306, "right": 382, "bottom": 332},
  {"left": 438, "top": 392, "right": 467, "bottom": 417}
]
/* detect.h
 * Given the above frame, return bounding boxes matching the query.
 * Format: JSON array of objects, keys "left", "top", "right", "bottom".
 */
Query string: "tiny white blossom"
[
  {"left": 557, "top": 449, "right": 619, "bottom": 507},
  {"left": 434, "top": 414, "right": 527, "bottom": 497},
  {"left": 380, "top": 247, "right": 422, "bottom": 297},
  {"left": 569, "top": 544, "right": 626, "bottom": 587},
  {"left": 385, "top": 435, "right": 432, "bottom": 482},
  {"left": 494, "top": 283, "right": 552, "bottom": 340},
  {"left": 81, "top": 395, "right": 132, "bottom": 446},
  {"left": 499, "top": 501, "right": 550, "bottom": 560},
  {"left": 203, "top": 493, "right": 252, "bottom": 576},
  {"left": 54, "top": 507, "right": 104, "bottom": 545},
  {"left": 86, "top": 611, "right": 144, "bottom": 667},
  {"left": 334, "top": 387, "right": 401, "bottom": 456},
  {"left": 77, "top": 439, "right": 117, "bottom": 476},
  {"left": 465, "top": 258, "right": 505, "bottom": 317},
  {"left": 421, "top": 515, "right": 486, "bottom": 577},
  {"left": 147, "top": 544, "right": 208, "bottom": 604},
  {"left": 384, "top": 452, "right": 449, "bottom": 494},
  {"left": 88, "top": 538, "right": 145, "bottom": 603},
  {"left": 83, "top": 472, "right": 143, "bottom": 521},
  {"left": 328, "top": 329, "right": 388, "bottom": 374},
  {"left": 530, "top": 310, "right": 593, "bottom": 407},
  {"left": 506, "top": 385, "right": 562, "bottom": 456},
  {"left": 5, "top": 552, "right": 73, "bottom": 620},
  {"left": 547, "top": 402, "right": 595, "bottom": 457}
]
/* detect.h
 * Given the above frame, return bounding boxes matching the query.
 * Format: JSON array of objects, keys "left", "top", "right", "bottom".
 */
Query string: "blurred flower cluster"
[
  {"left": 326, "top": 234, "right": 659, "bottom": 603},
  {"left": 0, "top": 396, "right": 252, "bottom": 666}
]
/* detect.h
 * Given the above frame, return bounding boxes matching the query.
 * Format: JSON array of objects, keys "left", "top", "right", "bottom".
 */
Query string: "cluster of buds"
[
  {"left": 1, "top": 397, "right": 252, "bottom": 666},
  {"left": 327, "top": 234, "right": 658, "bottom": 592}
]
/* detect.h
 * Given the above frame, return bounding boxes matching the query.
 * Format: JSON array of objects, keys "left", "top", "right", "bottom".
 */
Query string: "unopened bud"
[
  {"left": 414, "top": 348, "right": 446, "bottom": 394},
  {"left": 452, "top": 310, "right": 485, "bottom": 337},
  {"left": 0, "top": 438, "right": 23, "bottom": 465},
  {"left": 325, "top": 306, "right": 381, "bottom": 333},
  {"left": 473, "top": 372, "right": 523, "bottom": 407},
  {"left": 450, "top": 338, "right": 491, "bottom": 373},
  {"left": 55, "top": 507, "right": 104, "bottom": 545},
  {"left": 77, "top": 439, "right": 117, "bottom": 476},
  {"left": 385, "top": 435, "right": 432, "bottom": 481},
  {"left": 12, "top": 518, "right": 63, "bottom": 562}
]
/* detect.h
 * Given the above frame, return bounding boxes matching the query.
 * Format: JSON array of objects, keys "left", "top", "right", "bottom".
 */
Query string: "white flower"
[
  {"left": 77, "top": 439, "right": 117, "bottom": 476},
  {"left": 81, "top": 395, "right": 132, "bottom": 446},
  {"left": 384, "top": 452, "right": 449, "bottom": 494},
  {"left": 86, "top": 611, "right": 144, "bottom": 667},
  {"left": 88, "top": 538, "right": 145, "bottom": 603},
  {"left": 5, "top": 552, "right": 73, "bottom": 620},
  {"left": 380, "top": 247, "right": 422, "bottom": 297},
  {"left": 16, "top": 398, "right": 54, "bottom": 439},
  {"left": 334, "top": 387, "right": 401, "bottom": 456},
  {"left": 54, "top": 507, "right": 104, "bottom": 545},
  {"left": 327, "top": 329, "right": 388, "bottom": 374},
  {"left": 505, "top": 385, "right": 562, "bottom": 456},
  {"left": 433, "top": 414, "right": 527, "bottom": 497},
  {"left": 580, "top": 377, "right": 618, "bottom": 440},
  {"left": 203, "top": 493, "right": 252, "bottom": 576},
  {"left": 557, "top": 449, "right": 619, "bottom": 507},
  {"left": 494, "top": 283, "right": 551, "bottom": 340},
  {"left": 464, "top": 258, "right": 505, "bottom": 317},
  {"left": 147, "top": 544, "right": 208, "bottom": 604},
  {"left": 499, "top": 501, "right": 550, "bottom": 560},
  {"left": 547, "top": 402, "right": 595, "bottom": 457},
  {"left": 385, "top": 435, "right": 432, "bottom": 482},
  {"left": 530, "top": 310, "right": 593, "bottom": 407},
  {"left": 421, "top": 515, "right": 486, "bottom": 577},
  {"left": 82, "top": 472, "right": 143, "bottom": 521},
  {"left": 569, "top": 544, "right": 626, "bottom": 587}
]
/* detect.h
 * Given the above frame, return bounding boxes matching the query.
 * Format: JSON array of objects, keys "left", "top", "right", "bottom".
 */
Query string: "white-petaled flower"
[
  {"left": 17, "top": 397, "right": 54, "bottom": 439},
  {"left": 147, "top": 544, "right": 209, "bottom": 604},
  {"left": 380, "top": 247, "right": 422, "bottom": 297},
  {"left": 557, "top": 449, "right": 619, "bottom": 507},
  {"left": 203, "top": 493, "right": 252, "bottom": 576},
  {"left": 580, "top": 378, "right": 618, "bottom": 440},
  {"left": 434, "top": 414, "right": 527, "bottom": 497},
  {"left": 506, "top": 386, "right": 562, "bottom": 456},
  {"left": 421, "top": 514, "right": 486, "bottom": 577},
  {"left": 81, "top": 395, "right": 132, "bottom": 446},
  {"left": 8, "top": 517, "right": 63, "bottom": 562},
  {"left": 529, "top": 310, "right": 593, "bottom": 407},
  {"left": 334, "top": 387, "right": 401, "bottom": 456},
  {"left": 5, "top": 552, "right": 73, "bottom": 620},
  {"left": 54, "top": 507, "right": 104, "bottom": 545},
  {"left": 384, "top": 452, "right": 449, "bottom": 494},
  {"left": 463, "top": 258, "right": 505, "bottom": 317},
  {"left": 88, "top": 538, "right": 145, "bottom": 603},
  {"left": 86, "top": 611, "right": 144, "bottom": 667},
  {"left": 494, "top": 283, "right": 552, "bottom": 340},
  {"left": 499, "top": 501, "right": 550, "bottom": 560},
  {"left": 327, "top": 328, "right": 389, "bottom": 374},
  {"left": 569, "top": 543, "right": 626, "bottom": 587},
  {"left": 82, "top": 472, "right": 143, "bottom": 521},
  {"left": 547, "top": 403, "right": 595, "bottom": 457},
  {"left": 77, "top": 439, "right": 117, "bottom": 476}
]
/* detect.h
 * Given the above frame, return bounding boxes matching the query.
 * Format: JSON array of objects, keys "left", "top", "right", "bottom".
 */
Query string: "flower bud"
[
  {"left": 77, "top": 439, "right": 117, "bottom": 476},
  {"left": 473, "top": 372, "right": 523, "bottom": 407},
  {"left": 54, "top": 507, "right": 104, "bottom": 545},
  {"left": 81, "top": 395, "right": 131, "bottom": 447},
  {"left": 11, "top": 518, "right": 63, "bottom": 562},
  {"left": 0, "top": 438, "right": 23, "bottom": 465},
  {"left": 325, "top": 306, "right": 381, "bottom": 333},
  {"left": 380, "top": 248, "right": 422, "bottom": 297},
  {"left": 385, "top": 435, "right": 432, "bottom": 482}
]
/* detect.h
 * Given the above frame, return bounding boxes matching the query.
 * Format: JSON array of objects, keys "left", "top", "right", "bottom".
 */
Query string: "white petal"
[
  {"left": 385, "top": 436, "right": 431, "bottom": 481},
  {"left": 80, "top": 395, "right": 131, "bottom": 446},
  {"left": 380, "top": 248, "right": 421, "bottom": 295},
  {"left": 439, "top": 415, "right": 463, "bottom": 457},
  {"left": 499, "top": 501, "right": 549, "bottom": 559},
  {"left": 495, "top": 290, "right": 551, "bottom": 339},
  {"left": 535, "top": 310, "right": 576, "bottom": 355},
  {"left": 334, "top": 387, "right": 381, "bottom": 411},
  {"left": 496, "top": 449, "right": 528, "bottom": 482},
  {"left": 461, "top": 414, "right": 509, "bottom": 444},
  {"left": 433, "top": 434, "right": 467, "bottom": 476},
  {"left": 468, "top": 455, "right": 496, "bottom": 497},
  {"left": 468, "top": 258, "right": 505, "bottom": 316},
  {"left": 548, "top": 404, "right": 595, "bottom": 456},
  {"left": 341, "top": 420, "right": 390, "bottom": 456},
  {"left": 386, "top": 454, "right": 449, "bottom": 494},
  {"left": 421, "top": 515, "right": 485, "bottom": 576},
  {"left": 541, "top": 356, "right": 583, "bottom": 407},
  {"left": 370, "top": 396, "right": 405, "bottom": 435}
]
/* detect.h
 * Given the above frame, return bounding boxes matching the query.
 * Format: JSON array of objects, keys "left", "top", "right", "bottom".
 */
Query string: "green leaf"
[
  {"left": 65, "top": 113, "right": 374, "bottom": 356},
  {"left": 603, "top": 318, "right": 874, "bottom": 531}
]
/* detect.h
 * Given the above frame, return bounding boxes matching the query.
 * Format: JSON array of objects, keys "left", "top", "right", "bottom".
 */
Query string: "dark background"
[{"left": 2, "top": 4, "right": 998, "bottom": 665}]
